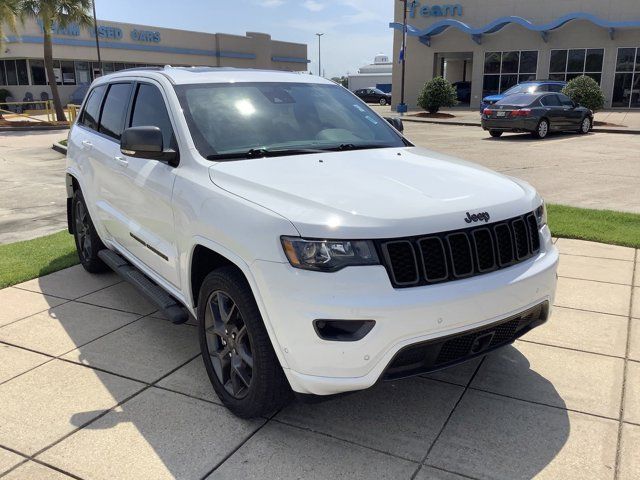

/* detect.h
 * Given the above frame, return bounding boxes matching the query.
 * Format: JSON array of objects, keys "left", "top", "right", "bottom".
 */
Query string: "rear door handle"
[
  {"left": 81, "top": 140, "right": 93, "bottom": 150},
  {"left": 115, "top": 156, "right": 129, "bottom": 167}
]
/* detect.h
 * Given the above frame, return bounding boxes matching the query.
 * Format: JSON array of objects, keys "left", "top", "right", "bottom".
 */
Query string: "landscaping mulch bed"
[
  {"left": 409, "top": 112, "right": 457, "bottom": 119},
  {"left": 0, "top": 119, "right": 69, "bottom": 127},
  {"left": 594, "top": 121, "right": 626, "bottom": 128}
]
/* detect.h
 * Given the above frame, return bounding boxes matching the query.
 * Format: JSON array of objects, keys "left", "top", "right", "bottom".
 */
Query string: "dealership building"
[
  {"left": 391, "top": 0, "right": 640, "bottom": 109},
  {"left": 0, "top": 18, "right": 309, "bottom": 104}
]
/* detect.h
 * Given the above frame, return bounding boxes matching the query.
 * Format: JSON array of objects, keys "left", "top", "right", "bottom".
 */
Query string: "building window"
[
  {"left": 75, "top": 61, "right": 91, "bottom": 84},
  {"left": 549, "top": 49, "right": 604, "bottom": 84},
  {"left": 5, "top": 60, "right": 18, "bottom": 85},
  {"left": 483, "top": 51, "right": 538, "bottom": 97},
  {"left": 30, "top": 59, "right": 46, "bottom": 85},
  {"left": 612, "top": 48, "right": 640, "bottom": 108}
]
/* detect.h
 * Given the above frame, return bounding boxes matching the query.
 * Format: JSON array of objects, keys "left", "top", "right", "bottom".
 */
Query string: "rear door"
[
  {"left": 539, "top": 94, "right": 565, "bottom": 129},
  {"left": 115, "top": 81, "right": 180, "bottom": 287}
]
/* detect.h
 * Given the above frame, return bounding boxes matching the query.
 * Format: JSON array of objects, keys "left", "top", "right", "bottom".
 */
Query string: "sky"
[{"left": 94, "top": 0, "right": 395, "bottom": 78}]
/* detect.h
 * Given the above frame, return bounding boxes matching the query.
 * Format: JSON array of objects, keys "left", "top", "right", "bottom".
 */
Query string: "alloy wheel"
[
  {"left": 538, "top": 120, "right": 549, "bottom": 138},
  {"left": 204, "top": 290, "right": 253, "bottom": 399},
  {"left": 75, "top": 200, "right": 92, "bottom": 261},
  {"left": 582, "top": 118, "right": 591, "bottom": 133}
]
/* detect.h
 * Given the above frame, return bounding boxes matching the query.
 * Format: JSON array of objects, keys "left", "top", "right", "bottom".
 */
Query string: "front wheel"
[
  {"left": 198, "top": 267, "right": 292, "bottom": 418},
  {"left": 72, "top": 189, "right": 108, "bottom": 273},
  {"left": 379, "top": 98, "right": 388, "bottom": 106},
  {"left": 532, "top": 119, "right": 550, "bottom": 139},
  {"left": 579, "top": 116, "right": 592, "bottom": 134},
  {"left": 489, "top": 130, "right": 503, "bottom": 138}
]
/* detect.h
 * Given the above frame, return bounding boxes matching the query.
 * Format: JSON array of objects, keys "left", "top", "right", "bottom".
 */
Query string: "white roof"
[{"left": 94, "top": 66, "right": 332, "bottom": 85}]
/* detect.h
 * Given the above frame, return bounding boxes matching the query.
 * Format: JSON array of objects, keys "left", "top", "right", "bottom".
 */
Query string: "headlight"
[
  {"left": 535, "top": 200, "right": 547, "bottom": 229},
  {"left": 281, "top": 237, "right": 379, "bottom": 271}
]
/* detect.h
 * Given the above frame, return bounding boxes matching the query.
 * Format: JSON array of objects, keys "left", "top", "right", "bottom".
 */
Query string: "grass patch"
[
  {"left": 548, "top": 204, "right": 640, "bottom": 249},
  {"left": 0, "top": 230, "right": 78, "bottom": 288},
  {"left": 59, "top": 139, "right": 67, "bottom": 146}
]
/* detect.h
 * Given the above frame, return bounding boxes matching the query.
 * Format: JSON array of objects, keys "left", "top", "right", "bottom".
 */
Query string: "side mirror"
[
  {"left": 572, "top": 101, "right": 579, "bottom": 108},
  {"left": 121, "top": 126, "right": 178, "bottom": 165},
  {"left": 384, "top": 116, "right": 404, "bottom": 133}
]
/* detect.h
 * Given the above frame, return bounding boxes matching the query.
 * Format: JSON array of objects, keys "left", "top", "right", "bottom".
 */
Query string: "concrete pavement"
[
  {"left": 0, "top": 131, "right": 66, "bottom": 244},
  {"left": 0, "top": 238, "right": 638, "bottom": 479}
]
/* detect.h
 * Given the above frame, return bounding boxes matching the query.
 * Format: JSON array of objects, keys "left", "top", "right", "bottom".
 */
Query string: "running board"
[{"left": 98, "top": 249, "right": 189, "bottom": 325}]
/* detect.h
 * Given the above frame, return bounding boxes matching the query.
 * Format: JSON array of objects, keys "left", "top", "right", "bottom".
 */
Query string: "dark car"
[
  {"left": 480, "top": 80, "right": 566, "bottom": 113},
  {"left": 452, "top": 81, "right": 471, "bottom": 104},
  {"left": 481, "top": 92, "right": 593, "bottom": 139},
  {"left": 354, "top": 87, "right": 392, "bottom": 106}
]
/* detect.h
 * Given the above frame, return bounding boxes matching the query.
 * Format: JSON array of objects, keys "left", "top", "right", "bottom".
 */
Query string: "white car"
[{"left": 66, "top": 67, "right": 558, "bottom": 418}]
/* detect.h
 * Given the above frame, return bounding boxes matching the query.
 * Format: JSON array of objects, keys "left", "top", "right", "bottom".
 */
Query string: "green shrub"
[
  {"left": 417, "top": 77, "right": 458, "bottom": 113},
  {"left": 0, "top": 88, "right": 11, "bottom": 104},
  {"left": 562, "top": 75, "right": 605, "bottom": 111}
]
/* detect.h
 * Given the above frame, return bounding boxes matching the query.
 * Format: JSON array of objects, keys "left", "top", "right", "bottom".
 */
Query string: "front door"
[{"left": 115, "top": 81, "right": 181, "bottom": 287}]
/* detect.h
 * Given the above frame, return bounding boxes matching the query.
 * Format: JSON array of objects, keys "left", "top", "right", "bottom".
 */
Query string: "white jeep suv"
[{"left": 66, "top": 67, "right": 558, "bottom": 418}]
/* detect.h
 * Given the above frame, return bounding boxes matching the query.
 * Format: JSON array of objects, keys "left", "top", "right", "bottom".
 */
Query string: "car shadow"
[
  {"left": 482, "top": 131, "right": 590, "bottom": 142},
  {"left": 11, "top": 262, "right": 568, "bottom": 480}
]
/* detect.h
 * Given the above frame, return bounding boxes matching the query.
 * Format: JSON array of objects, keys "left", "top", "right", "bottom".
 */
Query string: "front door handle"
[{"left": 115, "top": 156, "right": 129, "bottom": 167}]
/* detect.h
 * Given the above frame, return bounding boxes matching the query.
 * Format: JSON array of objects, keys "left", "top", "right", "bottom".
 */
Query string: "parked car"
[
  {"left": 67, "top": 67, "right": 558, "bottom": 418},
  {"left": 354, "top": 87, "right": 392, "bottom": 105},
  {"left": 481, "top": 92, "right": 593, "bottom": 139},
  {"left": 480, "top": 80, "right": 566, "bottom": 113},
  {"left": 452, "top": 81, "right": 471, "bottom": 104}
]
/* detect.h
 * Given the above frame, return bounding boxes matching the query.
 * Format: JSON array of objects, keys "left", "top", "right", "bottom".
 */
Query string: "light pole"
[
  {"left": 315, "top": 33, "right": 324, "bottom": 76},
  {"left": 92, "top": 0, "right": 102, "bottom": 76},
  {"left": 397, "top": 0, "right": 408, "bottom": 114}
]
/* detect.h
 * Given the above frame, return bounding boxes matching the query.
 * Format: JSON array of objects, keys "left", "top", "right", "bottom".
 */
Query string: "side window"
[
  {"left": 549, "top": 84, "right": 564, "bottom": 93},
  {"left": 558, "top": 93, "right": 574, "bottom": 107},
  {"left": 79, "top": 85, "right": 107, "bottom": 131},
  {"left": 99, "top": 83, "right": 133, "bottom": 140},
  {"left": 129, "top": 83, "right": 176, "bottom": 149},
  {"left": 541, "top": 94, "right": 561, "bottom": 107}
]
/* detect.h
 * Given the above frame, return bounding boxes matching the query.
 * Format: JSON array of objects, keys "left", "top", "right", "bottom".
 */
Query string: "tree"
[
  {"left": 330, "top": 76, "right": 348, "bottom": 88},
  {"left": 562, "top": 75, "right": 605, "bottom": 112},
  {"left": 20, "top": 0, "right": 93, "bottom": 121},
  {"left": 417, "top": 76, "right": 458, "bottom": 114}
]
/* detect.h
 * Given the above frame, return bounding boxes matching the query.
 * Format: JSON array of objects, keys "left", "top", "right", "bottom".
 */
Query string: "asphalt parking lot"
[
  {"left": 401, "top": 121, "right": 640, "bottom": 214},
  {"left": 0, "top": 238, "right": 638, "bottom": 479}
]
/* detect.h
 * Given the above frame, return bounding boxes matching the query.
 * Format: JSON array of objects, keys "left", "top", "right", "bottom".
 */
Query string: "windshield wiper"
[
  {"left": 207, "top": 147, "right": 327, "bottom": 161},
  {"left": 334, "top": 143, "right": 391, "bottom": 151}
]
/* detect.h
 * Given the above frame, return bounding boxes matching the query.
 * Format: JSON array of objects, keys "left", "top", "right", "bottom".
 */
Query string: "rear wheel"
[
  {"left": 532, "top": 119, "right": 549, "bottom": 139},
  {"left": 72, "top": 189, "right": 108, "bottom": 273},
  {"left": 198, "top": 267, "right": 292, "bottom": 418},
  {"left": 489, "top": 130, "right": 503, "bottom": 138},
  {"left": 379, "top": 98, "right": 388, "bottom": 106},
  {"left": 579, "top": 116, "right": 592, "bottom": 134}
]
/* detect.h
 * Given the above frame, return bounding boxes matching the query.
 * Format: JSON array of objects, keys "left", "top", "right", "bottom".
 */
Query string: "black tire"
[
  {"left": 198, "top": 266, "right": 292, "bottom": 418},
  {"left": 489, "top": 130, "right": 503, "bottom": 138},
  {"left": 532, "top": 118, "right": 550, "bottom": 139},
  {"left": 379, "top": 98, "right": 387, "bottom": 106},
  {"left": 72, "top": 189, "right": 108, "bottom": 273},
  {"left": 578, "top": 116, "right": 592, "bottom": 134}
]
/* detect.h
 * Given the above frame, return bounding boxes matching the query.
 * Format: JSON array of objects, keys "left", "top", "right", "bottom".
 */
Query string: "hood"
[
  {"left": 483, "top": 94, "right": 504, "bottom": 102},
  {"left": 208, "top": 147, "right": 539, "bottom": 239}
]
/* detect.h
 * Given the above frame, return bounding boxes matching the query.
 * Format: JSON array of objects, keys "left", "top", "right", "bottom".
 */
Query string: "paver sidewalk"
[{"left": 0, "top": 240, "right": 638, "bottom": 479}]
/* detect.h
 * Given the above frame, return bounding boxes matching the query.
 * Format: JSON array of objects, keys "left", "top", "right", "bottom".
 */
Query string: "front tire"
[
  {"left": 72, "top": 189, "right": 108, "bottom": 273},
  {"left": 489, "top": 130, "right": 503, "bottom": 138},
  {"left": 579, "top": 116, "right": 592, "bottom": 134},
  {"left": 198, "top": 267, "right": 292, "bottom": 418},
  {"left": 532, "top": 119, "right": 550, "bottom": 139}
]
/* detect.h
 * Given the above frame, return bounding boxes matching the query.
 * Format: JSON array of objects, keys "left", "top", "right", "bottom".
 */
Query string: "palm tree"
[{"left": 20, "top": 0, "right": 92, "bottom": 121}]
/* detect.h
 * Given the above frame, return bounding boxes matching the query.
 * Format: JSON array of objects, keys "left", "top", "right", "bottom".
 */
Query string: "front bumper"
[{"left": 251, "top": 228, "right": 558, "bottom": 395}]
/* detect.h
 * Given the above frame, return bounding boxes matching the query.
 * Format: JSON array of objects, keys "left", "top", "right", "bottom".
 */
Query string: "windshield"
[
  {"left": 174, "top": 82, "right": 405, "bottom": 159},
  {"left": 503, "top": 84, "right": 539, "bottom": 95}
]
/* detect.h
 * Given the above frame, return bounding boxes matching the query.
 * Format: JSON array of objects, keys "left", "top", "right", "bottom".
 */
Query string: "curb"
[
  {"left": 401, "top": 117, "right": 640, "bottom": 134},
  {"left": 52, "top": 142, "right": 67, "bottom": 155},
  {"left": 0, "top": 125, "right": 70, "bottom": 132}
]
